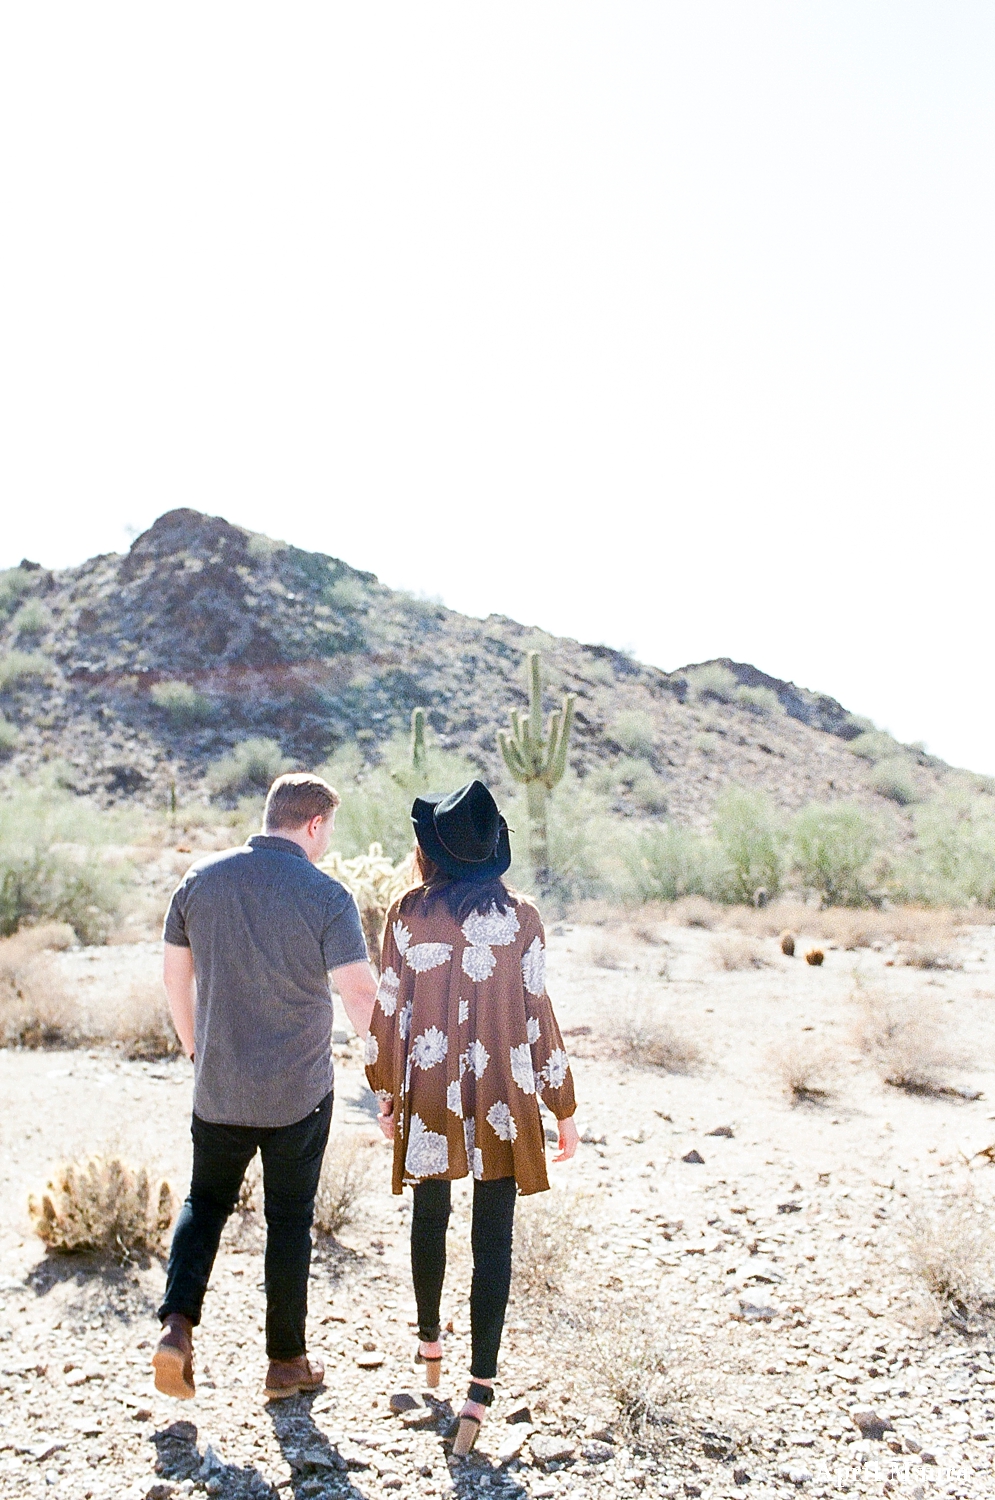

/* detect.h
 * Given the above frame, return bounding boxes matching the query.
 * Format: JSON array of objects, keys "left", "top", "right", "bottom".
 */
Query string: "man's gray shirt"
[{"left": 163, "top": 834, "right": 368, "bottom": 1128}]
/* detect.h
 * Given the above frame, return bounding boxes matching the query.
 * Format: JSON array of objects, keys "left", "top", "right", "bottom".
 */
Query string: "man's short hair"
[{"left": 264, "top": 773, "right": 341, "bottom": 831}]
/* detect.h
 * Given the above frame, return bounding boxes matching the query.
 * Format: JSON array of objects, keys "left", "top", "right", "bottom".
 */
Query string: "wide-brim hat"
[{"left": 411, "top": 779, "right": 512, "bottom": 882}]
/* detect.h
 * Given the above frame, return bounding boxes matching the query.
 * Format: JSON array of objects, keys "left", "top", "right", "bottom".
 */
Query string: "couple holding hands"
[{"left": 154, "top": 771, "right": 577, "bottom": 1457}]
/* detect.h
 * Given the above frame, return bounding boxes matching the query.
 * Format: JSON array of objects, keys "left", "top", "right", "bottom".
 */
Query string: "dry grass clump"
[
  {"left": 613, "top": 1003, "right": 705, "bottom": 1073},
  {"left": 775, "top": 1040, "right": 839, "bottom": 1104},
  {"left": 591, "top": 939, "right": 626, "bottom": 970},
  {"left": 854, "top": 992, "right": 965, "bottom": 1095},
  {"left": 29, "top": 1154, "right": 173, "bottom": 1260},
  {"left": 668, "top": 895, "right": 720, "bottom": 929},
  {"left": 715, "top": 936, "right": 770, "bottom": 972},
  {"left": 899, "top": 942, "right": 961, "bottom": 972},
  {"left": 0, "top": 927, "right": 76, "bottom": 1046},
  {"left": 107, "top": 981, "right": 181, "bottom": 1060},
  {"left": 568, "top": 1293, "right": 672, "bottom": 1442},
  {"left": 512, "top": 1189, "right": 591, "bottom": 1297},
  {"left": 313, "top": 1132, "right": 380, "bottom": 1237},
  {"left": 904, "top": 1192, "right": 995, "bottom": 1322}
]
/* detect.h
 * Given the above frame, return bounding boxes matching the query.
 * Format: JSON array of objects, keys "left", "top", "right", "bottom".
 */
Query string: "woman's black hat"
[{"left": 411, "top": 780, "right": 511, "bottom": 882}]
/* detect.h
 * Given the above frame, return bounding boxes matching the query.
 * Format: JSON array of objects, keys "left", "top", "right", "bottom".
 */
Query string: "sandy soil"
[{"left": 2, "top": 918, "right": 995, "bottom": 1500}]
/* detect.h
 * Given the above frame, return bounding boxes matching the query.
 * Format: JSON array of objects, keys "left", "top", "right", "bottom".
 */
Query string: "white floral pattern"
[
  {"left": 463, "top": 1117, "right": 485, "bottom": 1179},
  {"left": 464, "top": 1039, "right": 490, "bottom": 1079},
  {"left": 486, "top": 1100, "right": 518, "bottom": 1142},
  {"left": 526, "top": 1015, "right": 541, "bottom": 1044},
  {"left": 393, "top": 920, "right": 412, "bottom": 955},
  {"left": 446, "top": 1079, "right": 463, "bottom": 1117},
  {"left": 363, "top": 1034, "right": 379, "bottom": 1066},
  {"left": 399, "top": 999, "right": 413, "bottom": 1040},
  {"left": 405, "top": 1114, "right": 449, "bottom": 1178},
  {"left": 405, "top": 942, "right": 453, "bottom": 974},
  {"left": 377, "top": 966, "right": 400, "bottom": 1017},
  {"left": 411, "top": 1026, "right": 448, "bottom": 1071},
  {"left": 458, "top": 998, "right": 469, "bottom": 1025},
  {"left": 521, "top": 937, "right": 546, "bottom": 997},
  {"left": 461, "top": 905, "right": 520, "bottom": 982},
  {"left": 543, "top": 1048, "right": 569, "bottom": 1090},
  {"left": 509, "top": 1041, "right": 536, "bottom": 1095}
]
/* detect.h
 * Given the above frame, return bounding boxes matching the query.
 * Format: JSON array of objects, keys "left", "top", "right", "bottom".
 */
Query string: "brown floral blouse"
[{"left": 364, "top": 889, "right": 576, "bottom": 1196}]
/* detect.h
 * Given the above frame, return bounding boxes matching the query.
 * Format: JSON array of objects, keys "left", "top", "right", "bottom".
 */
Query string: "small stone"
[
  {"left": 496, "top": 1426, "right": 532, "bottom": 1463},
  {"left": 355, "top": 1351, "right": 384, "bottom": 1368},
  {"left": 905, "top": 1436, "right": 922, "bottom": 1453},
  {"left": 530, "top": 1434, "right": 576, "bottom": 1464},
  {"left": 782, "top": 1468, "right": 812, "bottom": 1485},
  {"left": 133, "top": 1407, "right": 154, "bottom": 1422},
  {"left": 707, "top": 1126, "right": 734, "bottom": 1137},
  {"left": 145, "top": 1486, "right": 176, "bottom": 1500},
  {"left": 682, "top": 1150, "right": 705, "bottom": 1165},
  {"left": 736, "top": 1290, "right": 779, "bottom": 1322},
  {"left": 733, "top": 1469, "right": 751, "bottom": 1486},
  {"left": 790, "top": 1433, "right": 817, "bottom": 1447},
  {"left": 506, "top": 1405, "right": 533, "bottom": 1424},
  {"left": 389, "top": 1391, "right": 421, "bottom": 1413},
  {"left": 581, "top": 1440, "right": 614, "bottom": 1463},
  {"left": 31, "top": 1443, "right": 67, "bottom": 1463},
  {"left": 163, "top": 1421, "right": 198, "bottom": 1444},
  {"left": 851, "top": 1408, "right": 891, "bottom": 1441},
  {"left": 777, "top": 1201, "right": 803, "bottom": 1214},
  {"left": 920, "top": 1451, "right": 937, "bottom": 1465}
]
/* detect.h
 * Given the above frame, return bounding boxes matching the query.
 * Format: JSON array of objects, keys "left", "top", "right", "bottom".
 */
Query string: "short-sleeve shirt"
[{"left": 163, "top": 834, "right": 368, "bottom": 1127}]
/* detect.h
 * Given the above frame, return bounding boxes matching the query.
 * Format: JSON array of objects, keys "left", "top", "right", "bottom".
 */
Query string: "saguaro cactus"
[
  {"left": 497, "top": 651, "right": 576, "bottom": 889},
  {"left": 410, "top": 707, "right": 427, "bottom": 777}
]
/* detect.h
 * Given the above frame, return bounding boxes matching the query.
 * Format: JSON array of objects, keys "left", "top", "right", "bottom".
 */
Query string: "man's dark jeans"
[{"left": 158, "top": 1093, "right": 332, "bottom": 1361}]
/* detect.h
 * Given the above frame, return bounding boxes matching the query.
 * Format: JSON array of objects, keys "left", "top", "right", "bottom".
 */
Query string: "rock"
[
  {"left": 496, "top": 1425, "right": 532, "bottom": 1463},
  {"left": 682, "top": 1150, "right": 705, "bottom": 1164},
  {"left": 506, "top": 1405, "right": 533, "bottom": 1424},
  {"left": 851, "top": 1408, "right": 892, "bottom": 1441},
  {"left": 777, "top": 1201, "right": 802, "bottom": 1214},
  {"left": 742, "top": 1261, "right": 783, "bottom": 1284},
  {"left": 780, "top": 1467, "right": 812, "bottom": 1485},
  {"left": 31, "top": 1443, "right": 67, "bottom": 1463},
  {"left": 388, "top": 1392, "right": 421, "bottom": 1413},
  {"left": 145, "top": 1486, "right": 176, "bottom": 1500},
  {"left": 355, "top": 1351, "right": 384, "bottom": 1368},
  {"left": 162, "top": 1422, "right": 198, "bottom": 1444},
  {"left": 581, "top": 1441, "right": 614, "bottom": 1463},
  {"left": 706, "top": 1126, "right": 734, "bottom": 1137},
  {"left": 789, "top": 1433, "right": 817, "bottom": 1447},
  {"left": 530, "top": 1434, "right": 577, "bottom": 1464},
  {"left": 920, "top": 1451, "right": 937, "bottom": 1465},
  {"left": 733, "top": 1469, "right": 751, "bottom": 1485},
  {"left": 736, "top": 1290, "right": 779, "bottom": 1322},
  {"left": 904, "top": 1436, "right": 922, "bottom": 1453},
  {"left": 296, "top": 1447, "right": 347, "bottom": 1473}
]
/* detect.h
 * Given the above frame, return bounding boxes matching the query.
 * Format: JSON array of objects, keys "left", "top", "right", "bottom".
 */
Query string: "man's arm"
[
  {"left": 332, "top": 960, "right": 378, "bottom": 1039},
  {"left": 163, "top": 942, "right": 196, "bottom": 1058}
]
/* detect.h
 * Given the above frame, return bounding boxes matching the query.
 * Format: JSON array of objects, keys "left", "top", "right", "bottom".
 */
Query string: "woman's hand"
[
  {"left": 377, "top": 1097, "right": 395, "bottom": 1142},
  {"left": 553, "top": 1116, "right": 579, "bottom": 1162}
]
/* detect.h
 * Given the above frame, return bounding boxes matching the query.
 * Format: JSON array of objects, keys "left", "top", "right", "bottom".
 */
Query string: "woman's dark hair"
[{"left": 411, "top": 846, "right": 513, "bottom": 925}]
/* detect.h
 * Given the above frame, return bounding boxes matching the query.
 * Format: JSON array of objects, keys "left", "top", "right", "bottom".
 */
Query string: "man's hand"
[
  {"left": 377, "top": 1098, "right": 395, "bottom": 1142},
  {"left": 332, "top": 961, "right": 379, "bottom": 1039},
  {"left": 553, "top": 1116, "right": 579, "bottom": 1163},
  {"left": 163, "top": 943, "right": 196, "bottom": 1059}
]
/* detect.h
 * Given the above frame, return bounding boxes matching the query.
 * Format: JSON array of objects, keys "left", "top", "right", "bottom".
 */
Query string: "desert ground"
[{"left": 1, "top": 908, "right": 995, "bottom": 1500}]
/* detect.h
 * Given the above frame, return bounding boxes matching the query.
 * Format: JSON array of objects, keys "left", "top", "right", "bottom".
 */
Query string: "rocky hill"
[{"left": 0, "top": 508, "right": 956, "bottom": 827}]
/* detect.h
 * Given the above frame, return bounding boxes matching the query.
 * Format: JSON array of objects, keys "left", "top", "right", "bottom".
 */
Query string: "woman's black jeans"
[
  {"left": 158, "top": 1093, "right": 332, "bottom": 1361},
  {"left": 411, "top": 1177, "right": 517, "bottom": 1380}
]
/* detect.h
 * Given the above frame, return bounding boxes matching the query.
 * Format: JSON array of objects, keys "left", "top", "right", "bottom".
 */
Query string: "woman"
[{"left": 365, "top": 779, "right": 579, "bottom": 1456}]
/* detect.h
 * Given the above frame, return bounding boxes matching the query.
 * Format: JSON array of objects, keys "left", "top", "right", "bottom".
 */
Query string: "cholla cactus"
[
  {"left": 29, "top": 1155, "right": 173, "bottom": 1260},
  {"left": 497, "top": 651, "right": 576, "bottom": 890},
  {"left": 321, "top": 843, "right": 416, "bottom": 967}
]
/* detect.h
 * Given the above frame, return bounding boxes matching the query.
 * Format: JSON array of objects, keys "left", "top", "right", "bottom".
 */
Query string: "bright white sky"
[{"left": 2, "top": 4, "right": 993, "bottom": 773}]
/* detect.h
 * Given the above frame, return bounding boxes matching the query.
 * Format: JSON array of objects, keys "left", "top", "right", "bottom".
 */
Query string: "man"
[{"left": 153, "top": 772, "right": 378, "bottom": 1401}]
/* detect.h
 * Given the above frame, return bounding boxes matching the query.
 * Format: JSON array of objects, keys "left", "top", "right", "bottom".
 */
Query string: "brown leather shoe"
[
  {"left": 264, "top": 1354, "right": 325, "bottom": 1400},
  {"left": 152, "top": 1314, "right": 195, "bottom": 1400}
]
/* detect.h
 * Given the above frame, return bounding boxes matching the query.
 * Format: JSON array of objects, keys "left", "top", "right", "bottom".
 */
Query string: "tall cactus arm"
[
  {"left": 546, "top": 694, "right": 576, "bottom": 788},
  {"left": 527, "top": 651, "right": 543, "bottom": 742},
  {"left": 498, "top": 730, "right": 531, "bottom": 783}
]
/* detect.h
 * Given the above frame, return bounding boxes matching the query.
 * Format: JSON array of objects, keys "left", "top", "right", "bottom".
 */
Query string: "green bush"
[
  {"left": 790, "top": 802, "right": 879, "bottom": 906},
  {"left": 0, "top": 651, "right": 49, "bottom": 689},
  {"left": 895, "top": 790, "right": 995, "bottom": 907},
  {"left": 686, "top": 663, "right": 738, "bottom": 704},
  {"left": 12, "top": 599, "right": 49, "bottom": 639},
  {"left": 868, "top": 756, "right": 920, "bottom": 806},
  {"left": 0, "top": 568, "right": 35, "bottom": 621},
  {"left": 0, "top": 787, "right": 130, "bottom": 942},
  {"left": 207, "top": 738, "right": 292, "bottom": 798},
  {"left": 0, "top": 717, "right": 18, "bottom": 757},
  {"left": 734, "top": 684, "right": 785, "bottom": 717},
  {"left": 612, "top": 710, "right": 656, "bottom": 758},
  {"left": 150, "top": 680, "right": 214, "bottom": 727},
  {"left": 848, "top": 729, "right": 900, "bottom": 762},
  {"left": 623, "top": 823, "right": 724, "bottom": 903},
  {"left": 323, "top": 575, "right": 368, "bottom": 611},
  {"left": 510, "top": 772, "right": 628, "bottom": 902},
  {"left": 712, "top": 786, "right": 784, "bottom": 902}
]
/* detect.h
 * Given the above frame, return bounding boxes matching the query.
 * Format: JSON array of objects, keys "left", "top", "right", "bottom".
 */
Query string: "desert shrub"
[
  {"left": 313, "top": 1133, "right": 380, "bottom": 1236},
  {"left": 868, "top": 756, "right": 920, "bottom": 805},
  {"left": 512, "top": 771, "right": 628, "bottom": 902},
  {"left": 715, "top": 935, "right": 770, "bottom": 971},
  {"left": 569, "top": 1294, "right": 671, "bottom": 1439},
  {"left": 775, "top": 1040, "right": 839, "bottom": 1103},
  {"left": 624, "top": 824, "right": 724, "bottom": 903},
  {"left": 0, "top": 717, "right": 17, "bottom": 756},
  {"left": 0, "top": 567, "right": 36, "bottom": 621},
  {"left": 612, "top": 710, "right": 656, "bottom": 758},
  {"left": 321, "top": 844, "right": 414, "bottom": 963},
  {"left": 854, "top": 992, "right": 964, "bottom": 1095},
  {"left": 790, "top": 802, "right": 879, "bottom": 906},
  {"left": 735, "top": 683, "right": 784, "bottom": 716},
  {"left": 590, "top": 938, "right": 625, "bottom": 970},
  {"left": 0, "top": 928, "right": 75, "bottom": 1046},
  {"left": 613, "top": 1003, "right": 704, "bottom": 1073},
  {"left": 669, "top": 894, "right": 721, "bottom": 928},
  {"left": 512, "top": 1188, "right": 590, "bottom": 1296},
  {"left": 848, "top": 729, "right": 901, "bottom": 762},
  {"left": 12, "top": 598, "right": 49, "bottom": 640},
  {"left": 111, "top": 981, "right": 182, "bottom": 1060},
  {"left": 207, "top": 737, "right": 292, "bottom": 798},
  {"left": 0, "top": 650, "right": 49, "bottom": 689},
  {"left": 319, "top": 735, "right": 479, "bottom": 864},
  {"left": 693, "top": 731, "right": 719, "bottom": 755},
  {"left": 904, "top": 1194, "right": 995, "bottom": 1321},
  {"left": 686, "top": 663, "right": 738, "bottom": 703},
  {"left": 0, "top": 787, "right": 129, "bottom": 941},
  {"left": 896, "top": 790, "right": 995, "bottom": 907},
  {"left": 613, "top": 757, "right": 669, "bottom": 814},
  {"left": 29, "top": 1155, "right": 173, "bottom": 1259},
  {"left": 323, "top": 574, "right": 368, "bottom": 611},
  {"left": 712, "top": 786, "right": 784, "bottom": 903},
  {"left": 150, "top": 680, "right": 214, "bottom": 728}
]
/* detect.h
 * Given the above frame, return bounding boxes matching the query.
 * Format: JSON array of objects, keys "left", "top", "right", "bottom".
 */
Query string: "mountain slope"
[{"left": 0, "top": 508, "right": 954, "bottom": 824}]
